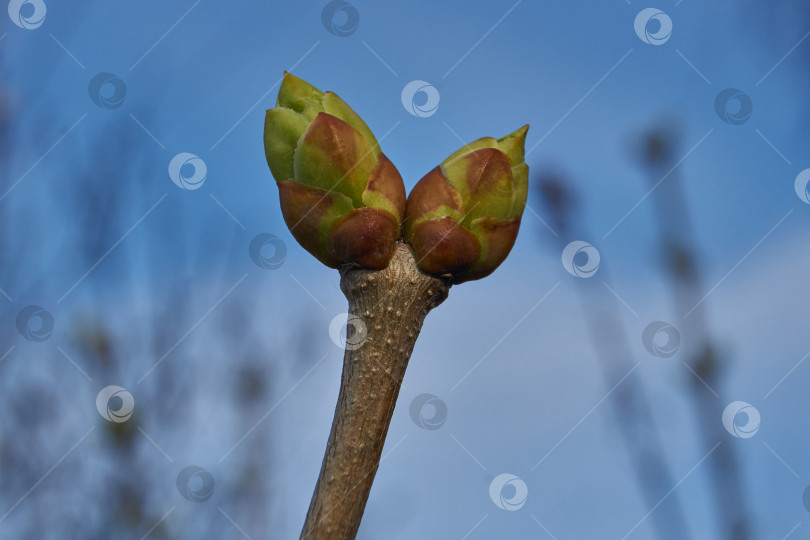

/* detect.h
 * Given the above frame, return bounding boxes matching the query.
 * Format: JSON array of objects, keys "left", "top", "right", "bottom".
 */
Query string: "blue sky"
[{"left": 2, "top": 0, "right": 810, "bottom": 538}]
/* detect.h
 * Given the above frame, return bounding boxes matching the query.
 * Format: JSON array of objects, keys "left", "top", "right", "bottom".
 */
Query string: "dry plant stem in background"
[{"left": 300, "top": 243, "right": 451, "bottom": 539}]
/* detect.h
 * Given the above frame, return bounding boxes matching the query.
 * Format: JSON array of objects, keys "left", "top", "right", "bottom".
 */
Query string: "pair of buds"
[{"left": 264, "top": 73, "right": 529, "bottom": 284}]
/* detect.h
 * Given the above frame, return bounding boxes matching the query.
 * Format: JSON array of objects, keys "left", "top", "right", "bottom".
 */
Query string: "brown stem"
[{"left": 300, "top": 243, "right": 451, "bottom": 540}]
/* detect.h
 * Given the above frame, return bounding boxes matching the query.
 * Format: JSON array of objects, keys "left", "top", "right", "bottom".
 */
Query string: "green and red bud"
[
  {"left": 264, "top": 72, "right": 405, "bottom": 269},
  {"left": 404, "top": 125, "right": 529, "bottom": 283}
]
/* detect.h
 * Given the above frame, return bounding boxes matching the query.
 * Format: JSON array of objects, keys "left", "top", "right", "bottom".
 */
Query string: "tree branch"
[{"left": 300, "top": 242, "right": 451, "bottom": 539}]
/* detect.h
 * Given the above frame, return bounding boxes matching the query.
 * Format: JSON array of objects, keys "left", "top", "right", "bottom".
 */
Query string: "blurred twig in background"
[
  {"left": 536, "top": 173, "right": 691, "bottom": 540},
  {"left": 0, "top": 49, "right": 306, "bottom": 539},
  {"left": 638, "top": 124, "right": 752, "bottom": 539}
]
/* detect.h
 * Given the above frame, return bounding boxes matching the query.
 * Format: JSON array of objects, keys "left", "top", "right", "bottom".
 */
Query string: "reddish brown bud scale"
[
  {"left": 363, "top": 153, "right": 406, "bottom": 221},
  {"left": 408, "top": 217, "right": 480, "bottom": 276},
  {"left": 467, "top": 216, "right": 521, "bottom": 281},
  {"left": 295, "top": 112, "right": 372, "bottom": 206},
  {"left": 276, "top": 180, "right": 348, "bottom": 268},
  {"left": 463, "top": 149, "right": 512, "bottom": 208},
  {"left": 329, "top": 208, "right": 399, "bottom": 269},
  {"left": 403, "top": 167, "right": 465, "bottom": 227}
]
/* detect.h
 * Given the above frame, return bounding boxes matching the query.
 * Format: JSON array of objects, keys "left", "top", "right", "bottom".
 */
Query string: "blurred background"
[{"left": 1, "top": 0, "right": 809, "bottom": 538}]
